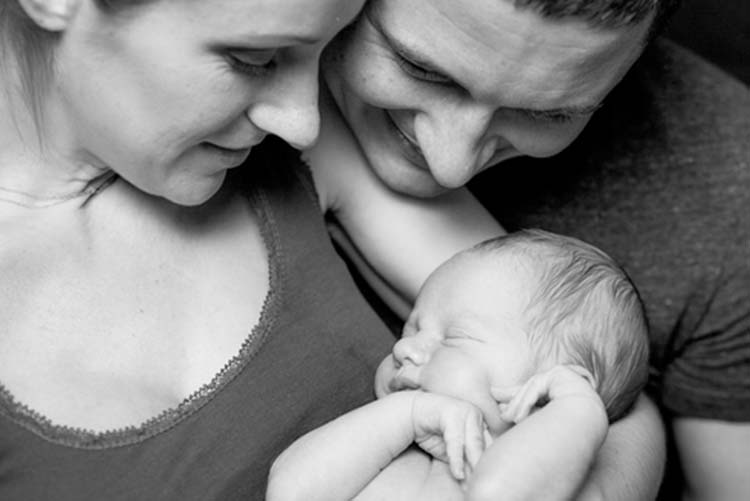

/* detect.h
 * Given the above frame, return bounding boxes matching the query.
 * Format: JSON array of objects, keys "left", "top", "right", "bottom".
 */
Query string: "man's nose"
[{"left": 416, "top": 102, "right": 499, "bottom": 188}]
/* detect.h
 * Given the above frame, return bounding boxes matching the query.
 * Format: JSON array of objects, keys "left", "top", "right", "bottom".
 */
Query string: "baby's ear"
[{"left": 17, "top": 0, "right": 81, "bottom": 31}]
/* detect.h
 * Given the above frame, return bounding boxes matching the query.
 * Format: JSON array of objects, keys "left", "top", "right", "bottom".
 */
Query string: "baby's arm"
[
  {"left": 466, "top": 366, "right": 609, "bottom": 501},
  {"left": 306, "top": 90, "right": 504, "bottom": 313},
  {"left": 266, "top": 391, "right": 485, "bottom": 501}
]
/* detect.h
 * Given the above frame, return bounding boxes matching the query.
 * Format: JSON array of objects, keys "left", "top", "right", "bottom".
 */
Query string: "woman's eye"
[
  {"left": 227, "top": 49, "right": 277, "bottom": 76},
  {"left": 395, "top": 53, "right": 450, "bottom": 84}
]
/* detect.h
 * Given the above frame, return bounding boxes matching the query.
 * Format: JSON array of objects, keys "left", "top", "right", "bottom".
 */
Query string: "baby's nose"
[{"left": 392, "top": 337, "right": 430, "bottom": 366}]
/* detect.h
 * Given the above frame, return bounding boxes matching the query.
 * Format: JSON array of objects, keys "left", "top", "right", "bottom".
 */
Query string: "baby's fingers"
[
  {"left": 464, "top": 411, "right": 485, "bottom": 470},
  {"left": 445, "top": 424, "right": 466, "bottom": 480},
  {"left": 490, "top": 384, "right": 522, "bottom": 403},
  {"left": 502, "top": 378, "right": 545, "bottom": 423}
]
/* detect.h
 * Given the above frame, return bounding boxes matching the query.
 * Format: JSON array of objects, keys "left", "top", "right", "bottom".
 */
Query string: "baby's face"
[{"left": 374, "top": 251, "right": 533, "bottom": 431}]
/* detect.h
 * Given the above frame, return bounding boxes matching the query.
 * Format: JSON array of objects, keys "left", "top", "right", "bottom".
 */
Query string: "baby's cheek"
[
  {"left": 373, "top": 355, "right": 396, "bottom": 398},
  {"left": 423, "top": 360, "right": 486, "bottom": 400},
  {"left": 424, "top": 364, "right": 503, "bottom": 431}
]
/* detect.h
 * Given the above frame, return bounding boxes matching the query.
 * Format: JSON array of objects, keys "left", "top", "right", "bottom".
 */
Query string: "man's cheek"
[{"left": 511, "top": 121, "right": 590, "bottom": 158}]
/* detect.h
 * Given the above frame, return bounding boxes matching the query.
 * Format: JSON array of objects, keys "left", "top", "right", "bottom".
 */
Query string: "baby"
[{"left": 267, "top": 229, "right": 649, "bottom": 501}]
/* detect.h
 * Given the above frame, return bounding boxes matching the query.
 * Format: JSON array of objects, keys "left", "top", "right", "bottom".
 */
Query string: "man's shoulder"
[
  {"left": 602, "top": 38, "right": 750, "bottom": 152},
  {"left": 639, "top": 38, "right": 748, "bottom": 97},
  {"left": 552, "top": 37, "right": 750, "bottom": 187}
]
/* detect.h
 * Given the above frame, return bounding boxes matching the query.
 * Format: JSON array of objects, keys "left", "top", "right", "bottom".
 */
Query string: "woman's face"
[
  {"left": 323, "top": 0, "right": 650, "bottom": 197},
  {"left": 53, "top": 0, "right": 363, "bottom": 205}
]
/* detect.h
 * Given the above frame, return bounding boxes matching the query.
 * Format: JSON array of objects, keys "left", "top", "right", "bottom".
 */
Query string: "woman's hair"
[
  {"left": 473, "top": 229, "right": 650, "bottom": 422},
  {"left": 0, "top": 0, "right": 153, "bottom": 129}
]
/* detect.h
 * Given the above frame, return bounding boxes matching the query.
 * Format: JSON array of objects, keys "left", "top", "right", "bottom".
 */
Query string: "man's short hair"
[
  {"left": 512, "top": 0, "right": 682, "bottom": 38},
  {"left": 473, "top": 229, "right": 649, "bottom": 422}
]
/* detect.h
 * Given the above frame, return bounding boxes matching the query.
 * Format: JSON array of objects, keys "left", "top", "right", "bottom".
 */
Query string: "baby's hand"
[
  {"left": 410, "top": 391, "right": 487, "bottom": 481},
  {"left": 492, "top": 365, "right": 603, "bottom": 424}
]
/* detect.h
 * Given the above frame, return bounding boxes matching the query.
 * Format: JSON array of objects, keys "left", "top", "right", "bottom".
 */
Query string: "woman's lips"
[{"left": 202, "top": 143, "right": 254, "bottom": 167}]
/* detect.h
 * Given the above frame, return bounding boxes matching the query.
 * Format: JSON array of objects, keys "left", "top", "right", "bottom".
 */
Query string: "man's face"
[{"left": 323, "top": 0, "right": 651, "bottom": 197}]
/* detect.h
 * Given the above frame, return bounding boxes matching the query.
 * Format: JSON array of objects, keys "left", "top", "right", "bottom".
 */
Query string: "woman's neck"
[{"left": 0, "top": 70, "right": 111, "bottom": 207}]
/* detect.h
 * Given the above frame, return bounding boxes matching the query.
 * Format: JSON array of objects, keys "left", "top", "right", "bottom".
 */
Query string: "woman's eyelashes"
[{"left": 226, "top": 49, "right": 277, "bottom": 76}]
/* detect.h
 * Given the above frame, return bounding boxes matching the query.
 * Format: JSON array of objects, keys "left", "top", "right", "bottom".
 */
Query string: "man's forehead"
[{"left": 373, "top": 0, "right": 649, "bottom": 108}]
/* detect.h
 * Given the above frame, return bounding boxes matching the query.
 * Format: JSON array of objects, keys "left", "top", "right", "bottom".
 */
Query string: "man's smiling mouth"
[{"left": 385, "top": 110, "right": 430, "bottom": 170}]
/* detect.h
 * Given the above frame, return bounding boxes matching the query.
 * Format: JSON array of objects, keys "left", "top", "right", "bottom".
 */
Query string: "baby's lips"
[{"left": 389, "top": 368, "right": 421, "bottom": 392}]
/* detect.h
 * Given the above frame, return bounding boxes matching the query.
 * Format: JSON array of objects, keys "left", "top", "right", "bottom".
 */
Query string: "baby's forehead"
[
  {"left": 457, "top": 246, "right": 544, "bottom": 283},
  {"left": 426, "top": 252, "right": 539, "bottom": 315}
]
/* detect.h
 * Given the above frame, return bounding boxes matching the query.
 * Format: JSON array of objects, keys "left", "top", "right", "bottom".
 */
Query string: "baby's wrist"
[{"left": 558, "top": 394, "right": 609, "bottom": 440}]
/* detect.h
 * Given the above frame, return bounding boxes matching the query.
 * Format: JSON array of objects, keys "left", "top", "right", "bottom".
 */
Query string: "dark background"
[{"left": 666, "top": 0, "right": 749, "bottom": 85}]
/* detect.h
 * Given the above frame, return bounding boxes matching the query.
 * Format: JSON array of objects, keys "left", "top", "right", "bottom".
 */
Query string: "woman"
[{"left": 0, "top": 0, "right": 394, "bottom": 498}]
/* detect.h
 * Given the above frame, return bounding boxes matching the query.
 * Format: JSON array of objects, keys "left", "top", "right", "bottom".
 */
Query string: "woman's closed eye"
[{"left": 226, "top": 49, "right": 277, "bottom": 76}]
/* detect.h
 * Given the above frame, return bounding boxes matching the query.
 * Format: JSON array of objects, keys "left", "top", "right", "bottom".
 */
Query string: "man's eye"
[
  {"left": 525, "top": 110, "right": 576, "bottom": 124},
  {"left": 227, "top": 49, "right": 277, "bottom": 76},
  {"left": 395, "top": 53, "right": 450, "bottom": 84}
]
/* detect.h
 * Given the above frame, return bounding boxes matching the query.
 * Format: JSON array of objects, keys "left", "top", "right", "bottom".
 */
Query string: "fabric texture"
[
  {"left": 470, "top": 38, "right": 750, "bottom": 422},
  {"left": 0, "top": 150, "right": 394, "bottom": 500}
]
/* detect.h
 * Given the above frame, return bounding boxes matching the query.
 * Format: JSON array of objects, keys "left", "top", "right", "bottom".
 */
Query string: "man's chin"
[{"left": 371, "top": 162, "right": 448, "bottom": 199}]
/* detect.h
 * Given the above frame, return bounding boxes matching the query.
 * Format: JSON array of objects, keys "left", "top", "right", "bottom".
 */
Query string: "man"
[{"left": 321, "top": 0, "right": 750, "bottom": 499}]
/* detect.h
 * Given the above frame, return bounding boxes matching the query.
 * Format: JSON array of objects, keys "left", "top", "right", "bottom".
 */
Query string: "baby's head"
[
  {"left": 469, "top": 229, "right": 648, "bottom": 421},
  {"left": 375, "top": 229, "right": 648, "bottom": 426}
]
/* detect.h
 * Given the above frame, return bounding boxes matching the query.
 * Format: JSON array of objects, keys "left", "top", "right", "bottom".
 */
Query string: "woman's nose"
[
  {"left": 246, "top": 62, "right": 321, "bottom": 149},
  {"left": 392, "top": 337, "right": 431, "bottom": 366}
]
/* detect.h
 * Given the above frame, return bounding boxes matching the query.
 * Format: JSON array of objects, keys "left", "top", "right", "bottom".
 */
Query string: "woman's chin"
[{"left": 163, "top": 173, "right": 226, "bottom": 207}]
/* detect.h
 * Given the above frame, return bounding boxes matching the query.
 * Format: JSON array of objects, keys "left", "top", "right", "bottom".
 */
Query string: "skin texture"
[
  {"left": 322, "top": 0, "right": 650, "bottom": 197},
  {"left": 5, "top": 0, "right": 362, "bottom": 205}
]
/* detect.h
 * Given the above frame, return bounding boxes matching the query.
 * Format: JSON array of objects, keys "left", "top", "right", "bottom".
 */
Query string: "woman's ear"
[{"left": 17, "top": 0, "right": 81, "bottom": 31}]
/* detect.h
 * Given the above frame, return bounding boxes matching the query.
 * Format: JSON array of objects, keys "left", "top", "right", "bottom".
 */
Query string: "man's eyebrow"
[
  {"left": 367, "top": 7, "right": 603, "bottom": 117},
  {"left": 367, "top": 8, "right": 451, "bottom": 77}
]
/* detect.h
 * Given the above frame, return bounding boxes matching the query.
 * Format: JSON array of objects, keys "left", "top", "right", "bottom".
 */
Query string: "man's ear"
[{"left": 17, "top": 0, "right": 81, "bottom": 32}]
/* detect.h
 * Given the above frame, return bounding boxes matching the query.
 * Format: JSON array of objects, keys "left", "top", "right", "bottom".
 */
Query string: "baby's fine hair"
[{"left": 472, "top": 229, "right": 649, "bottom": 422}]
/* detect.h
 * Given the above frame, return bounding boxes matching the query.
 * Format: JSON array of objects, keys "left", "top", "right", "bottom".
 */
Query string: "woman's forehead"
[{"left": 104, "top": 0, "right": 363, "bottom": 44}]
